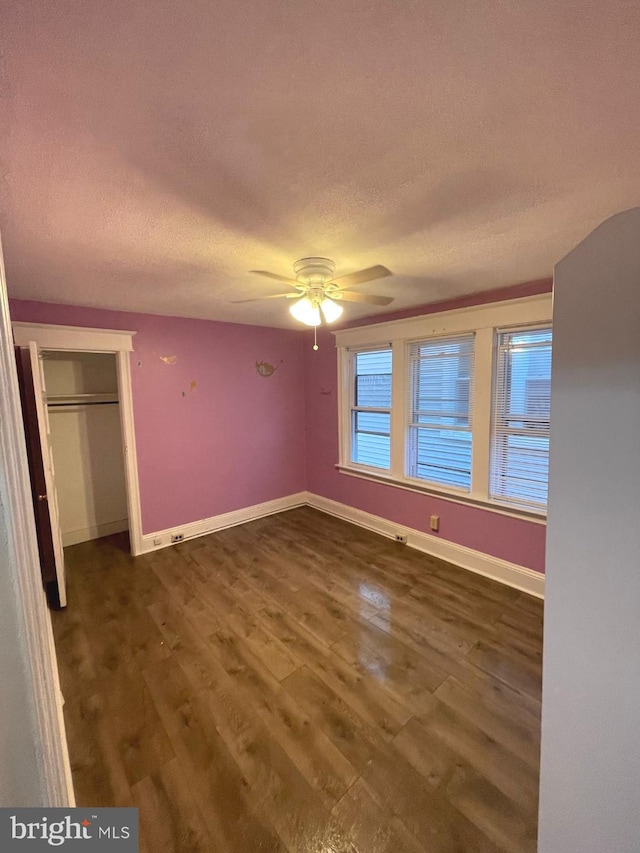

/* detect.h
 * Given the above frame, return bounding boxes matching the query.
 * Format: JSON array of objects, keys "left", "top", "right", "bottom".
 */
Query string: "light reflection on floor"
[
  {"left": 358, "top": 581, "right": 390, "bottom": 612},
  {"left": 357, "top": 582, "right": 390, "bottom": 680}
]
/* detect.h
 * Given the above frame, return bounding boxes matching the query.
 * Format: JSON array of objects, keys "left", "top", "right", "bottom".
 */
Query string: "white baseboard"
[
  {"left": 304, "top": 492, "right": 545, "bottom": 599},
  {"left": 139, "top": 492, "right": 309, "bottom": 554},
  {"left": 137, "top": 489, "right": 544, "bottom": 598},
  {"left": 62, "top": 518, "right": 129, "bottom": 547}
]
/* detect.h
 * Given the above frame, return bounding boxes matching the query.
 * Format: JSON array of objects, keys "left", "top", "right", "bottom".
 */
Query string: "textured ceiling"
[{"left": 1, "top": 1, "right": 640, "bottom": 329}]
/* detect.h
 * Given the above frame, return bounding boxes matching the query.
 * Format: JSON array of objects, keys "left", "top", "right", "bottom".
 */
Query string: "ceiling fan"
[{"left": 232, "top": 257, "right": 394, "bottom": 327}]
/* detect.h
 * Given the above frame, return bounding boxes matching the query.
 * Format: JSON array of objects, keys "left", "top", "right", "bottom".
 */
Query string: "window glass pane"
[
  {"left": 352, "top": 411, "right": 391, "bottom": 469},
  {"left": 490, "top": 327, "right": 552, "bottom": 510},
  {"left": 407, "top": 334, "right": 474, "bottom": 490},
  {"left": 354, "top": 411, "right": 391, "bottom": 435},
  {"left": 352, "top": 432, "right": 391, "bottom": 469},
  {"left": 355, "top": 350, "right": 392, "bottom": 408},
  {"left": 409, "top": 427, "right": 472, "bottom": 489},
  {"left": 351, "top": 348, "right": 392, "bottom": 470},
  {"left": 493, "top": 435, "right": 549, "bottom": 505}
]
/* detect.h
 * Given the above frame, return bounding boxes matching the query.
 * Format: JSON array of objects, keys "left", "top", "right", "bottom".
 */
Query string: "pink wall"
[
  {"left": 10, "top": 300, "right": 307, "bottom": 534},
  {"left": 303, "top": 280, "right": 552, "bottom": 573}
]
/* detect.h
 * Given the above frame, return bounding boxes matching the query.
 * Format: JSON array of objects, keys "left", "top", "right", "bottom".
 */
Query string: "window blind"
[
  {"left": 351, "top": 348, "right": 392, "bottom": 470},
  {"left": 407, "top": 334, "right": 475, "bottom": 490},
  {"left": 490, "top": 327, "right": 552, "bottom": 510}
]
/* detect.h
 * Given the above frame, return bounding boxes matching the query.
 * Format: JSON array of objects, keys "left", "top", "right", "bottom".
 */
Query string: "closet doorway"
[
  {"left": 13, "top": 322, "right": 142, "bottom": 609},
  {"left": 44, "top": 350, "right": 128, "bottom": 546}
]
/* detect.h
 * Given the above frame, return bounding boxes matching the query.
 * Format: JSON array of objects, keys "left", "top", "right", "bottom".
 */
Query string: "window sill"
[{"left": 335, "top": 464, "right": 547, "bottom": 525}]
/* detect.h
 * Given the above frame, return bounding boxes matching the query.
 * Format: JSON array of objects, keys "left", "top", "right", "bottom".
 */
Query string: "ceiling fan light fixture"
[
  {"left": 289, "top": 296, "right": 321, "bottom": 326},
  {"left": 319, "top": 297, "right": 343, "bottom": 323},
  {"left": 246, "top": 258, "right": 393, "bottom": 337}
]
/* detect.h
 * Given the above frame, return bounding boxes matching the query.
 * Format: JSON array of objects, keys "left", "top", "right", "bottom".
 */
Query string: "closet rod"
[{"left": 48, "top": 401, "right": 119, "bottom": 408}]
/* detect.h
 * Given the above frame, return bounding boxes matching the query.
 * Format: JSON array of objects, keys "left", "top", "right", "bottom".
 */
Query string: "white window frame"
[
  {"left": 489, "top": 323, "right": 553, "bottom": 511},
  {"left": 346, "top": 344, "right": 393, "bottom": 474},
  {"left": 335, "top": 293, "right": 552, "bottom": 520},
  {"left": 405, "top": 332, "right": 476, "bottom": 494}
]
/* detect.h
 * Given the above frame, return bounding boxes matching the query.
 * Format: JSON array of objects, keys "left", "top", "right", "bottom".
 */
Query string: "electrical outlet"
[
  {"left": 171, "top": 533, "right": 184, "bottom": 543},
  {"left": 395, "top": 533, "right": 408, "bottom": 544},
  {"left": 430, "top": 515, "right": 440, "bottom": 532}
]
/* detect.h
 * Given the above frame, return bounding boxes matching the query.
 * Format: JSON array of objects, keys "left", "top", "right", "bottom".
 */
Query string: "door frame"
[
  {"left": 12, "top": 323, "right": 143, "bottom": 556},
  {"left": 0, "top": 244, "right": 74, "bottom": 804}
]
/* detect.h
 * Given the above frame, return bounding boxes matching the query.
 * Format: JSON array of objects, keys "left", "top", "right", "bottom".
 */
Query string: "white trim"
[
  {"left": 139, "top": 492, "right": 309, "bottom": 553},
  {"left": 116, "top": 350, "right": 144, "bottom": 556},
  {"left": 0, "top": 242, "right": 74, "bottom": 803},
  {"left": 62, "top": 519, "right": 129, "bottom": 548},
  {"left": 470, "top": 326, "right": 494, "bottom": 499},
  {"left": 337, "top": 347, "right": 350, "bottom": 470},
  {"left": 11, "top": 324, "right": 144, "bottom": 559},
  {"left": 334, "top": 293, "right": 552, "bottom": 349},
  {"left": 390, "top": 339, "right": 406, "bottom": 480},
  {"left": 12, "top": 322, "right": 136, "bottom": 352},
  {"left": 305, "top": 492, "right": 545, "bottom": 598}
]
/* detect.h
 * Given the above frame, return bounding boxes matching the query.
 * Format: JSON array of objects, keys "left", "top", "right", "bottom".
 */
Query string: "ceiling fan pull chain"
[{"left": 313, "top": 325, "right": 319, "bottom": 351}]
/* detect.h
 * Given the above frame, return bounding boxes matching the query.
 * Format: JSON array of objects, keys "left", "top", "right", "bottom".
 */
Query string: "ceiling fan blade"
[
  {"left": 230, "top": 292, "right": 299, "bottom": 303},
  {"left": 330, "top": 265, "right": 392, "bottom": 288},
  {"left": 333, "top": 290, "right": 394, "bottom": 306},
  {"left": 250, "top": 270, "right": 300, "bottom": 286}
]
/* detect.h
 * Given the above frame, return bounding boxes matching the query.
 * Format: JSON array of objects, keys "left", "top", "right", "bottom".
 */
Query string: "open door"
[
  {"left": 25, "top": 341, "right": 66, "bottom": 607},
  {"left": 15, "top": 346, "right": 59, "bottom": 607}
]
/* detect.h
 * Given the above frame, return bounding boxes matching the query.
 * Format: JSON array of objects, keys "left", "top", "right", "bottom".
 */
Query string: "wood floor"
[{"left": 51, "top": 507, "right": 543, "bottom": 853}]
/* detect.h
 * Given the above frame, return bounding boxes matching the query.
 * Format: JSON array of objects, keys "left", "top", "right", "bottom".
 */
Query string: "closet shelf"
[{"left": 47, "top": 393, "right": 119, "bottom": 407}]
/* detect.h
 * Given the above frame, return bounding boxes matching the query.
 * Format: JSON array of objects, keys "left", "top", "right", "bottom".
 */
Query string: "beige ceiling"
[{"left": 1, "top": 1, "right": 640, "bottom": 329}]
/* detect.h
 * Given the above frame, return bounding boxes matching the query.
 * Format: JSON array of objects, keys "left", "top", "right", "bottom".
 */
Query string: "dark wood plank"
[
  {"left": 466, "top": 639, "right": 543, "bottom": 701},
  {"left": 131, "top": 758, "right": 215, "bottom": 853},
  {"left": 260, "top": 604, "right": 411, "bottom": 736},
  {"left": 61, "top": 693, "right": 133, "bottom": 808},
  {"left": 362, "top": 741, "right": 503, "bottom": 853},
  {"left": 50, "top": 607, "right": 98, "bottom": 702},
  {"left": 282, "top": 665, "right": 389, "bottom": 772},
  {"left": 413, "top": 702, "right": 539, "bottom": 810},
  {"left": 449, "top": 660, "right": 542, "bottom": 727},
  {"left": 444, "top": 765, "right": 538, "bottom": 853},
  {"left": 434, "top": 676, "right": 540, "bottom": 768},
  {"left": 330, "top": 620, "right": 447, "bottom": 712},
  {"left": 141, "top": 656, "right": 285, "bottom": 852},
  {"left": 206, "top": 622, "right": 358, "bottom": 808},
  {"left": 100, "top": 671, "right": 176, "bottom": 787},
  {"left": 331, "top": 777, "right": 425, "bottom": 853}
]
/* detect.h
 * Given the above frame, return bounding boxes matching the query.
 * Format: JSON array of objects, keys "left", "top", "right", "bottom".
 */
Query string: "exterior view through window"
[
  {"left": 351, "top": 349, "right": 392, "bottom": 469},
  {"left": 407, "top": 334, "right": 475, "bottom": 490},
  {"left": 490, "top": 327, "right": 552, "bottom": 509}
]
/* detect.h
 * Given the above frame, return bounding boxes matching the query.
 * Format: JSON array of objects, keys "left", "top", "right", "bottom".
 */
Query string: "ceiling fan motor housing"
[{"left": 293, "top": 257, "right": 336, "bottom": 285}]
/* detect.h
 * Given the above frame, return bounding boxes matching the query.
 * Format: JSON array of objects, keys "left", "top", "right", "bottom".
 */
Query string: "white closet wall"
[
  {"left": 538, "top": 207, "right": 640, "bottom": 852},
  {"left": 44, "top": 352, "right": 128, "bottom": 546}
]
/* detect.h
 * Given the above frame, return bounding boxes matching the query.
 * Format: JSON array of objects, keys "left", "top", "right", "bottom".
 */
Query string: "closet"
[{"left": 43, "top": 350, "right": 129, "bottom": 546}]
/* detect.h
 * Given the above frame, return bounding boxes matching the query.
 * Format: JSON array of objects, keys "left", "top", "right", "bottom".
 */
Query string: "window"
[
  {"left": 407, "top": 335, "right": 475, "bottom": 490},
  {"left": 490, "top": 328, "right": 552, "bottom": 510},
  {"left": 350, "top": 348, "right": 392, "bottom": 470},
  {"left": 336, "top": 293, "right": 552, "bottom": 517}
]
